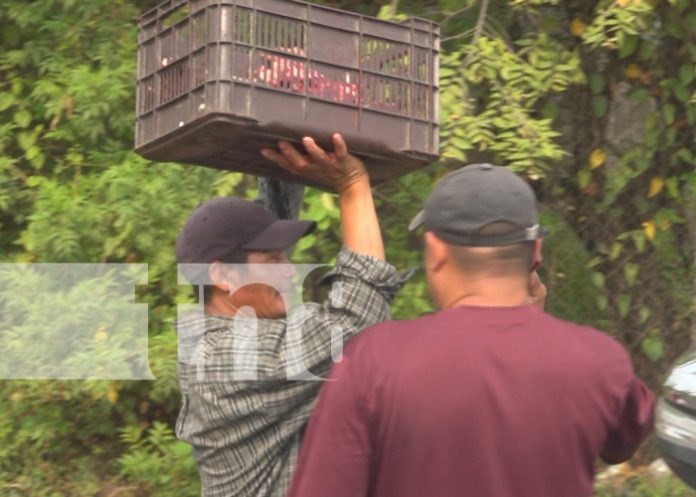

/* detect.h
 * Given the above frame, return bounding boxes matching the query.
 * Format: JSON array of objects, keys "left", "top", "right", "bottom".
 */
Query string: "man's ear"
[
  {"left": 424, "top": 232, "right": 449, "bottom": 274},
  {"left": 208, "top": 261, "right": 238, "bottom": 294}
]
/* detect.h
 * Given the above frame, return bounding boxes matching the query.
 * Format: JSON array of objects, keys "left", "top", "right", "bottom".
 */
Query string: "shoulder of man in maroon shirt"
[{"left": 288, "top": 305, "right": 655, "bottom": 497}]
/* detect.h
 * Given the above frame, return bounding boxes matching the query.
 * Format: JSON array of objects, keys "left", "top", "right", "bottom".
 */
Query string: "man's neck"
[
  {"left": 442, "top": 279, "right": 530, "bottom": 309},
  {"left": 205, "top": 298, "right": 239, "bottom": 317}
]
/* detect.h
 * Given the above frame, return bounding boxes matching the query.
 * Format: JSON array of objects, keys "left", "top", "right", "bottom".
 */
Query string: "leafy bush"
[
  {"left": 119, "top": 422, "right": 200, "bottom": 497},
  {"left": 594, "top": 468, "right": 696, "bottom": 497}
]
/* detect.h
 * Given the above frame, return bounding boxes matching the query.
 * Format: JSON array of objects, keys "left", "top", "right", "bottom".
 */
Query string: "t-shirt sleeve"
[
  {"left": 600, "top": 375, "right": 656, "bottom": 464},
  {"left": 287, "top": 347, "right": 372, "bottom": 497}
]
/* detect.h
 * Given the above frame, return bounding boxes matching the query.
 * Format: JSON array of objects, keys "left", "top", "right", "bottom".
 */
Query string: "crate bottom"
[{"left": 135, "top": 114, "right": 438, "bottom": 189}]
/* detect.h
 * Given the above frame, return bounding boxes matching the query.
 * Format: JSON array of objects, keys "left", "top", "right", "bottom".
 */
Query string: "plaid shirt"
[{"left": 175, "top": 249, "right": 407, "bottom": 497}]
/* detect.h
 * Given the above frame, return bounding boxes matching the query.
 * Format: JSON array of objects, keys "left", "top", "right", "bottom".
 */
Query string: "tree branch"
[
  {"left": 443, "top": 0, "right": 490, "bottom": 44},
  {"left": 464, "top": 0, "right": 490, "bottom": 64},
  {"left": 441, "top": 5, "right": 476, "bottom": 25},
  {"left": 442, "top": 28, "right": 477, "bottom": 43}
]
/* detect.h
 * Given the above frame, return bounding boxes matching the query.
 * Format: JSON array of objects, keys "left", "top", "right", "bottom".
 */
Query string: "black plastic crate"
[{"left": 135, "top": 0, "right": 440, "bottom": 186}]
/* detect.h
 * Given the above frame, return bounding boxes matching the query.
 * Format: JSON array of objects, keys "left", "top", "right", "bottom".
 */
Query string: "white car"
[{"left": 657, "top": 352, "right": 696, "bottom": 488}]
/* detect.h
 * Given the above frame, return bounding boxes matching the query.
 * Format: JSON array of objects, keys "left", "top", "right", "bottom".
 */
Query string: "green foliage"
[
  {"left": 0, "top": 379, "right": 124, "bottom": 496},
  {"left": 594, "top": 470, "right": 696, "bottom": 497},
  {"left": 119, "top": 422, "right": 199, "bottom": 497},
  {"left": 0, "top": 264, "right": 149, "bottom": 379},
  {"left": 582, "top": 0, "right": 655, "bottom": 50},
  {"left": 439, "top": 3, "right": 584, "bottom": 174}
]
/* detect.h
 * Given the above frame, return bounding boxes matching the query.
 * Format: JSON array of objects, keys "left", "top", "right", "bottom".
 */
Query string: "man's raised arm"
[{"left": 262, "top": 133, "right": 384, "bottom": 260}]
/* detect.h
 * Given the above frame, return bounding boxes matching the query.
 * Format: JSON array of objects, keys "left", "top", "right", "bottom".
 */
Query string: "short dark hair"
[
  {"left": 445, "top": 222, "right": 536, "bottom": 276},
  {"left": 195, "top": 250, "right": 249, "bottom": 304},
  {"left": 448, "top": 242, "right": 535, "bottom": 276}
]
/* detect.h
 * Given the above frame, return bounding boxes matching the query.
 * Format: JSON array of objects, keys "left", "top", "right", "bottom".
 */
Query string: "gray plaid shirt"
[{"left": 175, "top": 249, "right": 406, "bottom": 497}]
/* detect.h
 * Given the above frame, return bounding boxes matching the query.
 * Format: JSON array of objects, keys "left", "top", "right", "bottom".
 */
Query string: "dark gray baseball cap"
[
  {"left": 409, "top": 163, "right": 547, "bottom": 246},
  {"left": 176, "top": 197, "right": 316, "bottom": 265}
]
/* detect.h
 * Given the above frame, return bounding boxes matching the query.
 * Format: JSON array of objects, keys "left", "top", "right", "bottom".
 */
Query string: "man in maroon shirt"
[{"left": 288, "top": 164, "right": 655, "bottom": 497}]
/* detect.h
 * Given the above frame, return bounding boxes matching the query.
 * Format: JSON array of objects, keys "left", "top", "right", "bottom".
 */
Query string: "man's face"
[{"left": 228, "top": 250, "right": 296, "bottom": 319}]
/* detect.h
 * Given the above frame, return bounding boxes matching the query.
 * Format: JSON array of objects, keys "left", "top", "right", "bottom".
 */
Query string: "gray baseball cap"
[{"left": 409, "top": 163, "right": 547, "bottom": 246}]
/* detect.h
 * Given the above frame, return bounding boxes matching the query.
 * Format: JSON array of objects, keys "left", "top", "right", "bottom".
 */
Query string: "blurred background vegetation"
[{"left": 1, "top": 0, "right": 695, "bottom": 495}]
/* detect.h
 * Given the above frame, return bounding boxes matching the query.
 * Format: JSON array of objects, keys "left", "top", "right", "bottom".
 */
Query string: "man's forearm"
[
  {"left": 339, "top": 178, "right": 385, "bottom": 261},
  {"left": 260, "top": 133, "right": 385, "bottom": 260}
]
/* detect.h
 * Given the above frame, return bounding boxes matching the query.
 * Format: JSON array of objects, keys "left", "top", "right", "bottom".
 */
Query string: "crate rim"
[{"left": 137, "top": 0, "right": 440, "bottom": 35}]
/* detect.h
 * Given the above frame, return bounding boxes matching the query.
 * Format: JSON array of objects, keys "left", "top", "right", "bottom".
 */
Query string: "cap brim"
[
  {"left": 408, "top": 210, "right": 425, "bottom": 232},
  {"left": 241, "top": 219, "right": 317, "bottom": 251}
]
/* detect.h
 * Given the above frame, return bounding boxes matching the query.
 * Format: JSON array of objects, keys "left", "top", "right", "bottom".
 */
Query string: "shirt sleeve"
[
  {"left": 265, "top": 247, "right": 408, "bottom": 380},
  {"left": 600, "top": 376, "right": 656, "bottom": 464},
  {"left": 251, "top": 248, "right": 407, "bottom": 425},
  {"left": 287, "top": 350, "right": 372, "bottom": 497}
]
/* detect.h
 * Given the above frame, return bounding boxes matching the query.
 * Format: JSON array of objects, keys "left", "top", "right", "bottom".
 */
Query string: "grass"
[{"left": 594, "top": 465, "right": 696, "bottom": 497}]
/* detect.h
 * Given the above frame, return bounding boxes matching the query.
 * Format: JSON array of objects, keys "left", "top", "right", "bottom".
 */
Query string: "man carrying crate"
[{"left": 174, "top": 134, "right": 408, "bottom": 497}]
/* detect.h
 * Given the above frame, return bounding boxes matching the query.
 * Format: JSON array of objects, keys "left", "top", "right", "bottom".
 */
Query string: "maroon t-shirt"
[{"left": 288, "top": 305, "right": 655, "bottom": 497}]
